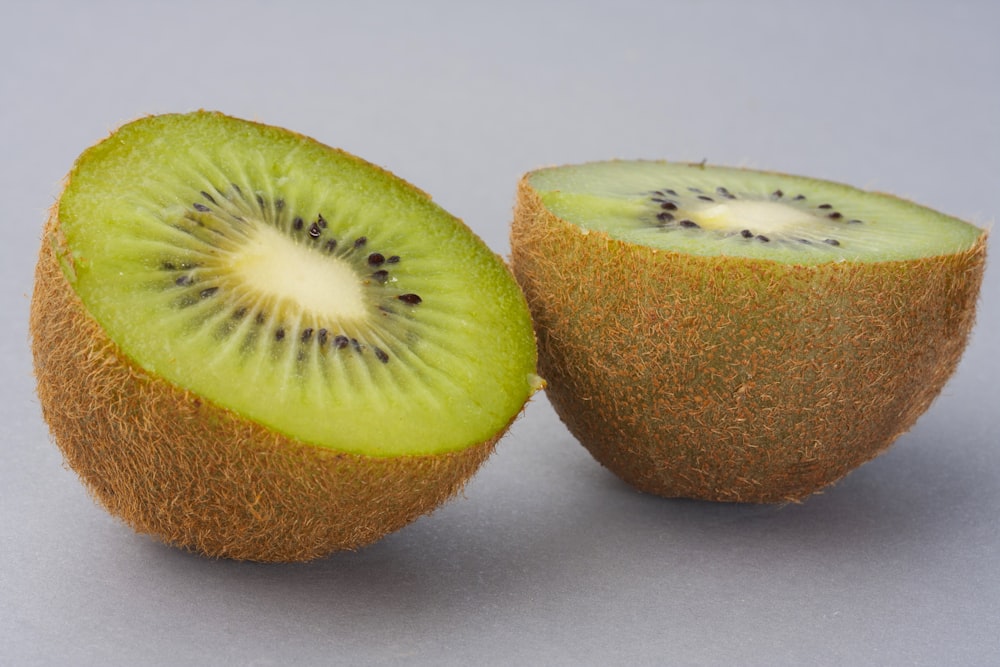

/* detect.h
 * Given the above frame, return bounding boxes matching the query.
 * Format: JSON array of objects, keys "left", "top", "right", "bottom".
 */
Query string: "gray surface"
[{"left": 3, "top": 2, "right": 998, "bottom": 665}]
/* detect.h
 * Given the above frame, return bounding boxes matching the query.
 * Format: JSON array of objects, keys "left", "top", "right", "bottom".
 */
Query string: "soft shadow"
[
  {"left": 133, "top": 419, "right": 604, "bottom": 623},
  {"left": 577, "top": 424, "right": 998, "bottom": 558},
  {"left": 130, "top": 418, "right": 996, "bottom": 640}
]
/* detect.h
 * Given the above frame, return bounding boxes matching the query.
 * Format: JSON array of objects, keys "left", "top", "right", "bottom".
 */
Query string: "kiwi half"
[
  {"left": 31, "top": 111, "right": 541, "bottom": 561},
  {"left": 510, "top": 160, "right": 986, "bottom": 503}
]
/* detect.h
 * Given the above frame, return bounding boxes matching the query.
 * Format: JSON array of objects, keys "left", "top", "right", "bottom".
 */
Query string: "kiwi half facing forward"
[
  {"left": 31, "top": 111, "right": 541, "bottom": 561},
  {"left": 511, "top": 160, "right": 986, "bottom": 503}
]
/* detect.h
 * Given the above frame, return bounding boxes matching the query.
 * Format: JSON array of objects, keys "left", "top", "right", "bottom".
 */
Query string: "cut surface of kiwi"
[
  {"left": 511, "top": 159, "right": 986, "bottom": 503},
  {"left": 531, "top": 160, "right": 982, "bottom": 264},
  {"left": 52, "top": 111, "right": 538, "bottom": 457},
  {"left": 31, "top": 111, "right": 540, "bottom": 560}
]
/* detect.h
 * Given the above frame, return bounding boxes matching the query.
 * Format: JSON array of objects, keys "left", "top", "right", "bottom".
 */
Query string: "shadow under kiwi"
[
  {"left": 573, "top": 419, "right": 997, "bottom": 561},
  {"left": 124, "top": 411, "right": 995, "bottom": 664}
]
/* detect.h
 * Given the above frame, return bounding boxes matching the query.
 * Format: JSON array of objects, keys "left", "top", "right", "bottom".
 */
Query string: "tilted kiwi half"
[
  {"left": 511, "top": 160, "right": 986, "bottom": 503},
  {"left": 31, "top": 111, "right": 541, "bottom": 561}
]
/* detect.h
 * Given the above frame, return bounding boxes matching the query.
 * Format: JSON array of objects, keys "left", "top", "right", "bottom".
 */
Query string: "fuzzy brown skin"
[
  {"left": 31, "top": 213, "right": 500, "bottom": 562},
  {"left": 511, "top": 176, "right": 987, "bottom": 503}
]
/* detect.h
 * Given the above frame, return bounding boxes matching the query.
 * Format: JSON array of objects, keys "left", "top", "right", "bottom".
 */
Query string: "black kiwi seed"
[
  {"left": 740, "top": 229, "right": 754, "bottom": 239},
  {"left": 301, "top": 328, "right": 313, "bottom": 342},
  {"left": 771, "top": 190, "right": 784, "bottom": 199},
  {"left": 324, "top": 239, "right": 338, "bottom": 252},
  {"left": 679, "top": 219, "right": 700, "bottom": 229},
  {"left": 354, "top": 236, "right": 368, "bottom": 248},
  {"left": 199, "top": 286, "right": 218, "bottom": 299},
  {"left": 823, "top": 238, "right": 841, "bottom": 246},
  {"left": 308, "top": 222, "right": 321, "bottom": 238},
  {"left": 350, "top": 338, "right": 362, "bottom": 352},
  {"left": 793, "top": 194, "right": 806, "bottom": 201},
  {"left": 333, "top": 335, "right": 349, "bottom": 349},
  {"left": 317, "top": 329, "right": 328, "bottom": 345},
  {"left": 386, "top": 255, "right": 401, "bottom": 264},
  {"left": 293, "top": 217, "right": 304, "bottom": 231},
  {"left": 756, "top": 235, "right": 771, "bottom": 243},
  {"left": 848, "top": 219, "right": 864, "bottom": 224},
  {"left": 193, "top": 202, "right": 211, "bottom": 212},
  {"left": 371, "top": 270, "right": 389, "bottom": 283},
  {"left": 373, "top": 347, "right": 389, "bottom": 364},
  {"left": 233, "top": 307, "right": 247, "bottom": 319},
  {"left": 200, "top": 191, "right": 217, "bottom": 205},
  {"left": 275, "top": 198, "right": 285, "bottom": 212},
  {"left": 660, "top": 201, "right": 678, "bottom": 211},
  {"left": 176, "top": 275, "right": 193, "bottom": 286},
  {"left": 162, "top": 261, "right": 176, "bottom": 271},
  {"left": 656, "top": 212, "right": 675, "bottom": 222},
  {"left": 696, "top": 195, "right": 714, "bottom": 202},
  {"left": 398, "top": 293, "right": 422, "bottom": 305},
  {"left": 828, "top": 212, "right": 842, "bottom": 220},
  {"left": 275, "top": 328, "right": 286, "bottom": 341},
  {"left": 818, "top": 203, "right": 832, "bottom": 209},
  {"left": 368, "top": 252, "right": 386, "bottom": 266},
  {"left": 317, "top": 213, "right": 328, "bottom": 228}
]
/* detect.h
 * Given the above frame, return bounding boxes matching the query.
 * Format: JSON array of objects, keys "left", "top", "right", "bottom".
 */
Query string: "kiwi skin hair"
[
  {"left": 510, "top": 167, "right": 987, "bottom": 503},
  {"left": 32, "top": 234, "right": 501, "bottom": 560},
  {"left": 30, "top": 113, "right": 539, "bottom": 562}
]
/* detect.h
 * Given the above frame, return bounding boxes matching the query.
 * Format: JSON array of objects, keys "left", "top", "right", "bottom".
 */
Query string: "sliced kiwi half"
[
  {"left": 511, "top": 160, "right": 986, "bottom": 503},
  {"left": 31, "top": 111, "right": 541, "bottom": 561}
]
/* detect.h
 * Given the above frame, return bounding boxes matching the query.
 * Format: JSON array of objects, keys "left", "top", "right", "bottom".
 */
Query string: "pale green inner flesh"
[
  {"left": 529, "top": 161, "right": 983, "bottom": 264},
  {"left": 56, "top": 112, "right": 538, "bottom": 456}
]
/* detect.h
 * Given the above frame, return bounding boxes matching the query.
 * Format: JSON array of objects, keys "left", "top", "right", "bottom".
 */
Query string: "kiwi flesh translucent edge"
[
  {"left": 510, "top": 161, "right": 987, "bottom": 503},
  {"left": 30, "top": 111, "right": 540, "bottom": 560}
]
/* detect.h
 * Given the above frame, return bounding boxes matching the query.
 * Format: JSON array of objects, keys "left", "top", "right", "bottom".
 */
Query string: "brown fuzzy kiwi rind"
[
  {"left": 510, "top": 175, "right": 987, "bottom": 503},
  {"left": 31, "top": 211, "right": 501, "bottom": 562}
]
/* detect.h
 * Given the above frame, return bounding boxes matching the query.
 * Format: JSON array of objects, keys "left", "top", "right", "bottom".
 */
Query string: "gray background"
[{"left": 3, "top": 1, "right": 998, "bottom": 665}]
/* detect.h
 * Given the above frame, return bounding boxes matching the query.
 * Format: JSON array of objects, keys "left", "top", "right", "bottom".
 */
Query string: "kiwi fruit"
[
  {"left": 510, "top": 160, "right": 986, "bottom": 503},
  {"left": 30, "top": 111, "right": 542, "bottom": 561}
]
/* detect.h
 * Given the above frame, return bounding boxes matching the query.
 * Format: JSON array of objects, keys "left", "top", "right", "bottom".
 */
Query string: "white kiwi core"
[
  {"left": 229, "top": 223, "right": 367, "bottom": 321},
  {"left": 696, "top": 200, "right": 815, "bottom": 234}
]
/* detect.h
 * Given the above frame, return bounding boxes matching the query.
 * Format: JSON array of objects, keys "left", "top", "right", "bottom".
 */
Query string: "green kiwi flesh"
[
  {"left": 31, "top": 111, "right": 541, "bottom": 560},
  {"left": 532, "top": 160, "right": 981, "bottom": 263},
  {"left": 511, "top": 160, "right": 986, "bottom": 503}
]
